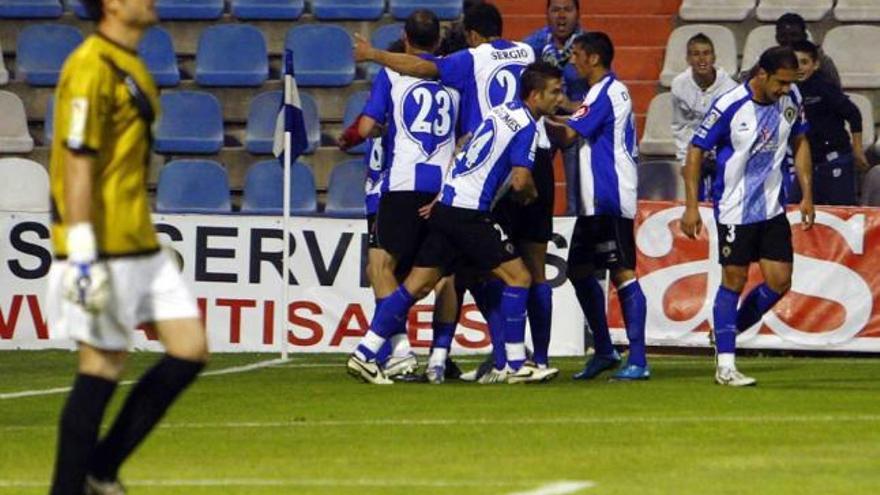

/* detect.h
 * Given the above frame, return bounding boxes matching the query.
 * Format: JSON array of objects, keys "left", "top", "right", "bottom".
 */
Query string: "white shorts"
[{"left": 47, "top": 249, "right": 200, "bottom": 351}]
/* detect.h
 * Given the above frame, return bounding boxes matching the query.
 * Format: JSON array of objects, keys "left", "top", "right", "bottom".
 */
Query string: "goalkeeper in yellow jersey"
[{"left": 47, "top": 1, "right": 208, "bottom": 494}]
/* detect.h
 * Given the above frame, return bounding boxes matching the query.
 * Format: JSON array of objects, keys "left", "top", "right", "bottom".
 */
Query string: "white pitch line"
[
  {"left": 0, "top": 357, "right": 289, "bottom": 401},
  {"left": 0, "top": 478, "right": 588, "bottom": 490},
  {"left": 507, "top": 480, "right": 596, "bottom": 495},
  {"left": 4, "top": 414, "right": 879, "bottom": 433}
]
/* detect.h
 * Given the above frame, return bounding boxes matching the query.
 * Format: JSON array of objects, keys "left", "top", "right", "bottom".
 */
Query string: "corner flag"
[{"left": 273, "top": 49, "right": 308, "bottom": 164}]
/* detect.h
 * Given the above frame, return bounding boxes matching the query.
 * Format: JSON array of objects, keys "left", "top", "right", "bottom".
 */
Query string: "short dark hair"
[
  {"left": 758, "top": 46, "right": 799, "bottom": 74},
  {"left": 547, "top": 0, "right": 580, "bottom": 10},
  {"left": 80, "top": 0, "right": 103, "bottom": 19},
  {"left": 791, "top": 40, "right": 818, "bottom": 61},
  {"left": 687, "top": 33, "right": 714, "bottom": 52},
  {"left": 519, "top": 61, "right": 563, "bottom": 101},
  {"left": 464, "top": 3, "right": 503, "bottom": 39},
  {"left": 438, "top": 23, "right": 469, "bottom": 56},
  {"left": 573, "top": 32, "right": 614, "bottom": 68},
  {"left": 776, "top": 12, "right": 807, "bottom": 32},
  {"left": 405, "top": 9, "right": 440, "bottom": 50}
]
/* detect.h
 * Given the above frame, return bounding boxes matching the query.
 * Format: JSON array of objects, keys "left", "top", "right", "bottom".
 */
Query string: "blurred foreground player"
[
  {"left": 48, "top": 1, "right": 208, "bottom": 493},
  {"left": 680, "top": 47, "right": 814, "bottom": 386}
]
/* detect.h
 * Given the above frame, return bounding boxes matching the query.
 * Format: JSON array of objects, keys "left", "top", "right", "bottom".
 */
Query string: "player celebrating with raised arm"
[
  {"left": 347, "top": 62, "right": 564, "bottom": 385},
  {"left": 47, "top": 1, "right": 209, "bottom": 493},
  {"left": 680, "top": 46, "right": 814, "bottom": 387},
  {"left": 545, "top": 32, "right": 649, "bottom": 381}
]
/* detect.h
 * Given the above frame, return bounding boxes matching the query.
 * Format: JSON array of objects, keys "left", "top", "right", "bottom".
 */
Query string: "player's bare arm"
[
  {"left": 680, "top": 144, "right": 705, "bottom": 239},
  {"left": 543, "top": 116, "right": 578, "bottom": 148},
  {"left": 353, "top": 33, "right": 439, "bottom": 79},
  {"left": 510, "top": 166, "right": 538, "bottom": 205},
  {"left": 792, "top": 133, "right": 815, "bottom": 230}
]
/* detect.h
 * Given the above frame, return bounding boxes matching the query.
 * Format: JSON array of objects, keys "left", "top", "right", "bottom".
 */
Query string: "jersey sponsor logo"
[
  {"left": 401, "top": 82, "right": 455, "bottom": 156},
  {"left": 453, "top": 120, "right": 496, "bottom": 177},
  {"left": 487, "top": 64, "right": 527, "bottom": 108},
  {"left": 67, "top": 97, "right": 89, "bottom": 148},
  {"left": 701, "top": 108, "right": 721, "bottom": 130}
]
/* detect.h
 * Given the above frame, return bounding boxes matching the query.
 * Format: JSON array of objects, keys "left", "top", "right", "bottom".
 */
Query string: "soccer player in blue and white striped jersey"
[
  {"left": 680, "top": 46, "right": 815, "bottom": 386},
  {"left": 546, "top": 32, "right": 649, "bottom": 381}
]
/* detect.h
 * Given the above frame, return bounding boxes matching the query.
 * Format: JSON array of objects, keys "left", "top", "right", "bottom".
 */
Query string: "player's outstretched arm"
[
  {"left": 792, "top": 134, "right": 815, "bottom": 230},
  {"left": 353, "top": 33, "right": 439, "bottom": 79},
  {"left": 543, "top": 117, "right": 578, "bottom": 148},
  {"left": 680, "top": 145, "right": 704, "bottom": 239}
]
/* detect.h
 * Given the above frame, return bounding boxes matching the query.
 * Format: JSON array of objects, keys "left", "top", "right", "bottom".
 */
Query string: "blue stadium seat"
[
  {"left": 62, "top": 0, "right": 92, "bottom": 18},
  {"left": 156, "top": 160, "right": 231, "bottom": 213},
  {"left": 390, "top": 0, "right": 462, "bottom": 20},
  {"left": 366, "top": 23, "right": 403, "bottom": 80},
  {"left": 0, "top": 0, "right": 63, "bottom": 18},
  {"left": 44, "top": 94, "right": 55, "bottom": 145},
  {"left": 241, "top": 160, "right": 318, "bottom": 214},
  {"left": 342, "top": 91, "right": 370, "bottom": 154},
  {"left": 196, "top": 25, "right": 268, "bottom": 87},
  {"left": 232, "top": 0, "right": 303, "bottom": 19},
  {"left": 156, "top": 0, "right": 223, "bottom": 20},
  {"left": 285, "top": 25, "right": 355, "bottom": 87},
  {"left": 16, "top": 24, "right": 83, "bottom": 85},
  {"left": 244, "top": 90, "right": 320, "bottom": 155},
  {"left": 154, "top": 91, "right": 224, "bottom": 154},
  {"left": 138, "top": 26, "right": 179, "bottom": 87},
  {"left": 311, "top": 0, "right": 384, "bottom": 20},
  {"left": 325, "top": 160, "right": 366, "bottom": 217}
]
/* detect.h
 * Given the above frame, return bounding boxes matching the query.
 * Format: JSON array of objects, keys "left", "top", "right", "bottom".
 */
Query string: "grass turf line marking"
[
  {"left": 4, "top": 414, "right": 880, "bottom": 432},
  {"left": 507, "top": 481, "right": 596, "bottom": 495},
  {"left": 0, "top": 478, "right": 593, "bottom": 489},
  {"left": 0, "top": 357, "right": 289, "bottom": 401}
]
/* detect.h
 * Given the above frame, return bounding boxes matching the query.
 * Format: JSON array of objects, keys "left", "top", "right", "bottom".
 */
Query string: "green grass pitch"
[{"left": 1, "top": 352, "right": 878, "bottom": 494}]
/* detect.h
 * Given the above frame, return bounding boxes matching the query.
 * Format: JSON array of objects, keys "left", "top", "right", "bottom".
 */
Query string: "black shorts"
[
  {"left": 416, "top": 203, "right": 518, "bottom": 273},
  {"left": 375, "top": 191, "right": 436, "bottom": 273},
  {"left": 366, "top": 213, "right": 378, "bottom": 249},
  {"left": 493, "top": 147, "right": 555, "bottom": 243},
  {"left": 717, "top": 213, "right": 793, "bottom": 266},
  {"left": 567, "top": 215, "right": 637, "bottom": 271}
]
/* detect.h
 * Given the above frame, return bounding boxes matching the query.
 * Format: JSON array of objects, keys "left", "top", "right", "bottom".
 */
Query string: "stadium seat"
[
  {"left": 640, "top": 93, "right": 676, "bottom": 156},
  {"left": 638, "top": 160, "right": 683, "bottom": 200},
  {"left": 0, "top": 40, "right": 8, "bottom": 85},
  {"left": 835, "top": 0, "right": 880, "bottom": 22},
  {"left": 44, "top": 94, "right": 55, "bottom": 145},
  {"left": 311, "top": 0, "right": 384, "bottom": 20},
  {"left": 241, "top": 160, "right": 318, "bottom": 214},
  {"left": 0, "top": 158, "right": 49, "bottom": 212},
  {"left": 156, "top": 0, "right": 223, "bottom": 20},
  {"left": 231, "top": 0, "right": 303, "bottom": 19},
  {"left": 285, "top": 25, "right": 355, "bottom": 87},
  {"left": 861, "top": 166, "right": 880, "bottom": 206},
  {"left": 679, "top": 0, "right": 755, "bottom": 21},
  {"left": 0, "top": 90, "right": 34, "bottom": 153},
  {"left": 325, "top": 159, "right": 366, "bottom": 217},
  {"left": 196, "top": 24, "right": 268, "bottom": 87},
  {"left": 16, "top": 24, "right": 83, "bottom": 86},
  {"left": 659, "top": 25, "right": 737, "bottom": 87},
  {"left": 154, "top": 91, "right": 224, "bottom": 154},
  {"left": 390, "top": 0, "right": 463, "bottom": 20},
  {"left": 823, "top": 26, "right": 880, "bottom": 88},
  {"left": 740, "top": 25, "right": 777, "bottom": 74},
  {"left": 756, "top": 0, "right": 833, "bottom": 22},
  {"left": 138, "top": 26, "right": 179, "bottom": 87},
  {"left": 0, "top": 0, "right": 63, "bottom": 18},
  {"left": 366, "top": 23, "right": 404, "bottom": 80},
  {"left": 342, "top": 91, "right": 370, "bottom": 154},
  {"left": 67, "top": 0, "right": 92, "bottom": 18},
  {"left": 244, "top": 90, "right": 320, "bottom": 155},
  {"left": 156, "top": 160, "right": 231, "bottom": 213},
  {"left": 845, "top": 92, "right": 876, "bottom": 151}
]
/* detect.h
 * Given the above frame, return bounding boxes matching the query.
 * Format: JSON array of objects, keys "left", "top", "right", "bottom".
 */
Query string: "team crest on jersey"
[
  {"left": 702, "top": 108, "right": 721, "bottom": 129},
  {"left": 784, "top": 106, "right": 796, "bottom": 124},
  {"left": 572, "top": 105, "right": 590, "bottom": 120},
  {"left": 454, "top": 120, "right": 496, "bottom": 176}
]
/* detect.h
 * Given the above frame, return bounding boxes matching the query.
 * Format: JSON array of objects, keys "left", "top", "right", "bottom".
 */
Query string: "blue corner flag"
[{"left": 274, "top": 49, "right": 308, "bottom": 165}]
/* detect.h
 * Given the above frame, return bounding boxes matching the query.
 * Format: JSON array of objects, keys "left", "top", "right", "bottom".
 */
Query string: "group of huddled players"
[
  {"left": 340, "top": 0, "right": 817, "bottom": 388},
  {"left": 339, "top": 3, "right": 650, "bottom": 385}
]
